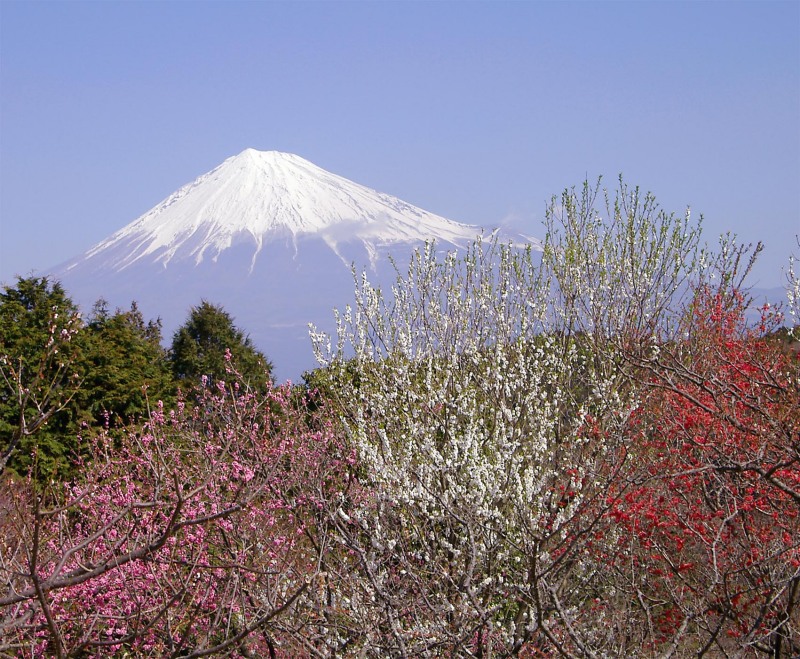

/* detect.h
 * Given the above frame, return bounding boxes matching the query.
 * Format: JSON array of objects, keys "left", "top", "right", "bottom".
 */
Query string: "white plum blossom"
[{"left": 310, "top": 177, "right": 754, "bottom": 654}]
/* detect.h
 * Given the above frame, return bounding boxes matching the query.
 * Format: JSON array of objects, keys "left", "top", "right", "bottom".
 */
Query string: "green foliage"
[
  {"left": 0, "top": 277, "right": 85, "bottom": 480},
  {"left": 1, "top": 280, "right": 180, "bottom": 482},
  {"left": 170, "top": 301, "right": 272, "bottom": 391},
  {"left": 1, "top": 283, "right": 271, "bottom": 482},
  {"left": 81, "top": 300, "right": 176, "bottom": 427}
]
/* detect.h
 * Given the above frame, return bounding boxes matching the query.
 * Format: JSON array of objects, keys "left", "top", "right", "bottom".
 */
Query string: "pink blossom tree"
[{"left": 0, "top": 358, "right": 356, "bottom": 657}]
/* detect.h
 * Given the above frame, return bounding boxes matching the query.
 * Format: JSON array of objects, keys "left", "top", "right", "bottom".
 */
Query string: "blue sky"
[{"left": 1, "top": 1, "right": 798, "bottom": 289}]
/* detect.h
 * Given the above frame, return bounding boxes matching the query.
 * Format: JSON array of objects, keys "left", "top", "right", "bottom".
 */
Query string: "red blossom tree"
[{"left": 600, "top": 290, "right": 800, "bottom": 656}]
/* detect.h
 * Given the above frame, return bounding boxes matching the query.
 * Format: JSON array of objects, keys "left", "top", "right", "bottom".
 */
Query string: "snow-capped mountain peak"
[{"left": 80, "top": 148, "right": 484, "bottom": 273}]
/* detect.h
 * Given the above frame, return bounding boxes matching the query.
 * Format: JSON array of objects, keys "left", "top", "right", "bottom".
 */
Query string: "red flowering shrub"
[{"left": 602, "top": 290, "right": 800, "bottom": 655}]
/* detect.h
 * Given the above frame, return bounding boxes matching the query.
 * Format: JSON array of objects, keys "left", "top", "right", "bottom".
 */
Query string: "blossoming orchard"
[{"left": 2, "top": 178, "right": 799, "bottom": 657}]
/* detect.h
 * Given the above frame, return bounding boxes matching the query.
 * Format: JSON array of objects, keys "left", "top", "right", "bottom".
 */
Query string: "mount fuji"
[{"left": 51, "top": 149, "right": 538, "bottom": 381}]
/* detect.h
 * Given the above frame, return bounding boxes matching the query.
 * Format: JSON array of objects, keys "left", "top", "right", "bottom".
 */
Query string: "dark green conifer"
[
  {"left": 170, "top": 301, "right": 272, "bottom": 391},
  {"left": 82, "top": 300, "right": 176, "bottom": 426},
  {"left": 0, "top": 277, "right": 86, "bottom": 480}
]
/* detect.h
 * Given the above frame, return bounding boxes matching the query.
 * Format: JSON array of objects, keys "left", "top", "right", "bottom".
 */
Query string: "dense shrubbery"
[{"left": 1, "top": 178, "right": 798, "bottom": 656}]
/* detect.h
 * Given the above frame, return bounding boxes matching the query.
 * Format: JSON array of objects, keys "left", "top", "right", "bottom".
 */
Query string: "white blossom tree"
[{"left": 310, "top": 177, "right": 750, "bottom": 655}]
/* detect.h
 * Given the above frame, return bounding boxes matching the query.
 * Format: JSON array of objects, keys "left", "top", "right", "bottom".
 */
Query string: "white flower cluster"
[
  {"left": 788, "top": 250, "right": 800, "bottom": 336},
  {"left": 310, "top": 178, "right": 737, "bottom": 651}
]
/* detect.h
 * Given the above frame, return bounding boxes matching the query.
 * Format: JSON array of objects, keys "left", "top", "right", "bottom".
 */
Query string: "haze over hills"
[{"left": 51, "top": 149, "right": 538, "bottom": 381}]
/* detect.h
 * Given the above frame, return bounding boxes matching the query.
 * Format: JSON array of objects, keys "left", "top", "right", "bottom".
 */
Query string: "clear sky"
[{"left": 1, "top": 1, "right": 798, "bottom": 290}]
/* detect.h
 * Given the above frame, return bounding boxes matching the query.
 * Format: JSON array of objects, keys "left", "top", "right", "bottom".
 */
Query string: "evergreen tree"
[
  {"left": 0, "top": 281, "right": 179, "bottom": 481},
  {"left": 82, "top": 300, "right": 176, "bottom": 427},
  {"left": 170, "top": 301, "right": 272, "bottom": 390},
  {"left": 0, "top": 277, "right": 86, "bottom": 479}
]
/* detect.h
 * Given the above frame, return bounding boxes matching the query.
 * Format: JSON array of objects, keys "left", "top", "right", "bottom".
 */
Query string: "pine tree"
[
  {"left": 170, "top": 301, "right": 272, "bottom": 391},
  {"left": 0, "top": 277, "right": 85, "bottom": 480},
  {"left": 1, "top": 282, "right": 180, "bottom": 481},
  {"left": 82, "top": 300, "right": 175, "bottom": 427}
]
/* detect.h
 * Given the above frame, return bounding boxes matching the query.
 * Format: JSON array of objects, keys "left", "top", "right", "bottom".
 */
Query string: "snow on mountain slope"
[
  {"left": 72, "top": 149, "right": 486, "bottom": 274},
  {"left": 51, "top": 149, "right": 539, "bottom": 381}
]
